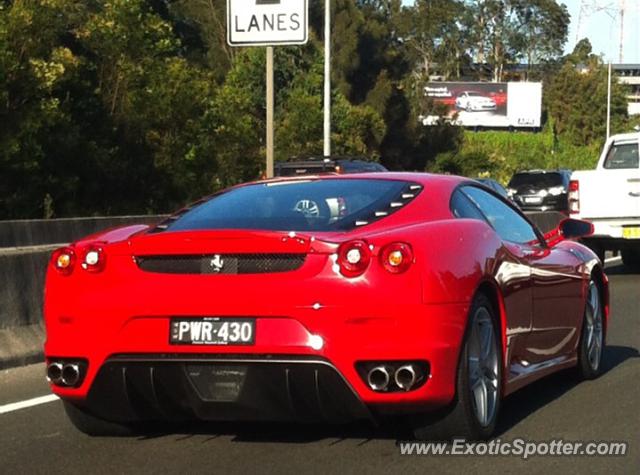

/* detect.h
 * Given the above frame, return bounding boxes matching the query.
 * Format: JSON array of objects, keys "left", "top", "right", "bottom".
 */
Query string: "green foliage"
[
  {"left": 546, "top": 60, "right": 629, "bottom": 146},
  {"left": 463, "top": 0, "right": 569, "bottom": 82},
  {"left": 170, "top": 0, "right": 235, "bottom": 80},
  {"left": 0, "top": 0, "right": 261, "bottom": 218},
  {"left": 397, "top": 0, "right": 468, "bottom": 79},
  {"left": 429, "top": 127, "right": 602, "bottom": 183},
  {"left": 276, "top": 43, "right": 386, "bottom": 161},
  {"left": 0, "top": 0, "right": 633, "bottom": 219}
]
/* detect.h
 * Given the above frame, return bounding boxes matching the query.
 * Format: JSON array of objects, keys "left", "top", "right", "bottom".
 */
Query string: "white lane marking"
[
  {"left": 0, "top": 394, "right": 59, "bottom": 415},
  {"left": 605, "top": 256, "right": 622, "bottom": 264}
]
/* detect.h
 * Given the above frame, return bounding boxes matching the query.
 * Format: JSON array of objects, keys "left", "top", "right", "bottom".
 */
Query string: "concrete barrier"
[
  {"left": 0, "top": 248, "right": 51, "bottom": 330},
  {"left": 0, "top": 215, "right": 164, "bottom": 369},
  {"left": 0, "top": 215, "right": 164, "bottom": 248}
]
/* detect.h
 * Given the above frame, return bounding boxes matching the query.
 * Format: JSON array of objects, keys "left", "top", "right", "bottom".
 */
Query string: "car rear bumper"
[
  {"left": 514, "top": 195, "right": 568, "bottom": 212},
  {"left": 45, "top": 300, "right": 470, "bottom": 423},
  {"left": 579, "top": 220, "right": 640, "bottom": 249},
  {"left": 78, "top": 356, "right": 373, "bottom": 424},
  {"left": 589, "top": 220, "right": 640, "bottom": 238}
]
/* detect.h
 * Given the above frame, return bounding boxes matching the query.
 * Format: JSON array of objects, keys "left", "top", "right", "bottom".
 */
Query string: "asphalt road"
[{"left": 1, "top": 261, "right": 638, "bottom": 475}]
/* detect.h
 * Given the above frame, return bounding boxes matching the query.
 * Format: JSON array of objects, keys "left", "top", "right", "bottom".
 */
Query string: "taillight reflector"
[
  {"left": 568, "top": 180, "right": 580, "bottom": 214},
  {"left": 337, "top": 240, "right": 371, "bottom": 277},
  {"left": 51, "top": 247, "right": 76, "bottom": 276},
  {"left": 80, "top": 244, "right": 106, "bottom": 273},
  {"left": 380, "top": 242, "right": 414, "bottom": 274}
]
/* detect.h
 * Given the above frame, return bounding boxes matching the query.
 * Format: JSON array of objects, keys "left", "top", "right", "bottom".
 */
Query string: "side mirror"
[
  {"left": 559, "top": 218, "right": 594, "bottom": 240},
  {"left": 545, "top": 218, "right": 594, "bottom": 247}
]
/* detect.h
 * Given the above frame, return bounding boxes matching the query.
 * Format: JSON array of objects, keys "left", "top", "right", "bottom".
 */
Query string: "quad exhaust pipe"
[
  {"left": 61, "top": 363, "right": 80, "bottom": 387},
  {"left": 394, "top": 365, "right": 417, "bottom": 391},
  {"left": 364, "top": 363, "right": 424, "bottom": 392},
  {"left": 367, "top": 366, "right": 391, "bottom": 391},
  {"left": 46, "top": 362, "right": 63, "bottom": 384},
  {"left": 46, "top": 361, "right": 82, "bottom": 387}
]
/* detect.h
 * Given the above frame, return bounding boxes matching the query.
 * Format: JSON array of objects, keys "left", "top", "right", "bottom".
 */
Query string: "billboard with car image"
[{"left": 422, "top": 82, "right": 542, "bottom": 128}]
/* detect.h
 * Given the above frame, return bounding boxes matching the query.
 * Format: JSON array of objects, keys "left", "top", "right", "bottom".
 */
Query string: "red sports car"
[{"left": 44, "top": 173, "right": 608, "bottom": 440}]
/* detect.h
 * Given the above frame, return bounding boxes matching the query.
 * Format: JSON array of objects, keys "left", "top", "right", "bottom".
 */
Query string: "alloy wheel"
[
  {"left": 468, "top": 307, "right": 499, "bottom": 427},
  {"left": 584, "top": 281, "right": 603, "bottom": 371}
]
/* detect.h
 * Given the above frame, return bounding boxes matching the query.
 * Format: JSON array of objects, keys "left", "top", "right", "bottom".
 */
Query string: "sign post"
[
  {"left": 266, "top": 46, "right": 274, "bottom": 178},
  {"left": 323, "top": 0, "right": 331, "bottom": 158},
  {"left": 227, "top": 0, "right": 309, "bottom": 178}
]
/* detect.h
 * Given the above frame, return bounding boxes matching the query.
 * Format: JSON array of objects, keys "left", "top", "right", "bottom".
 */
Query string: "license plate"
[
  {"left": 170, "top": 318, "right": 255, "bottom": 345},
  {"left": 524, "top": 197, "right": 542, "bottom": 204},
  {"left": 622, "top": 227, "right": 640, "bottom": 239}
]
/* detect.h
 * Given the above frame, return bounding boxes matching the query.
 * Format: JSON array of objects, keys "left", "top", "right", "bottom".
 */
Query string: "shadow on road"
[
  {"left": 136, "top": 345, "right": 638, "bottom": 444},
  {"left": 138, "top": 419, "right": 390, "bottom": 444},
  {"left": 495, "top": 344, "right": 639, "bottom": 436},
  {"left": 604, "top": 263, "right": 640, "bottom": 276}
]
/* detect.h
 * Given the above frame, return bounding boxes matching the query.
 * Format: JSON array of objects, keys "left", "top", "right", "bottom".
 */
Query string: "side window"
[
  {"left": 461, "top": 186, "right": 540, "bottom": 245},
  {"left": 450, "top": 189, "right": 487, "bottom": 221},
  {"left": 603, "top": 143, "right": 639, "bottom": 169}
]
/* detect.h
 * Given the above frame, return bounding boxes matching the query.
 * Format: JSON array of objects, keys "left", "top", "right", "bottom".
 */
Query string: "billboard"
[{"left": 422, "top": 82, "right": 542, "bottom": 128}]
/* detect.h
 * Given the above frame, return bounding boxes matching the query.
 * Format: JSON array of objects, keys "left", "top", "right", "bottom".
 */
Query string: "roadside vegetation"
[{"left": 0, "top": 0, "right": 636, "bottom": 219}]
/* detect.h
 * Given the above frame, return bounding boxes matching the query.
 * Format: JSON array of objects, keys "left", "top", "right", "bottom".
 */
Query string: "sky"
[{"left": 402, "top": 0, "right": 640, "bottom": 64}]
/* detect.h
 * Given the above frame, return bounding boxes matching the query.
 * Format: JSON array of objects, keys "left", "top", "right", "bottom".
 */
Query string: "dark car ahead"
[
  {"left": 507, "top": 170, "right": 572, "bottom": 213},
  {"left": 275, "top": 156, "right": 387, "bottom": 177}
]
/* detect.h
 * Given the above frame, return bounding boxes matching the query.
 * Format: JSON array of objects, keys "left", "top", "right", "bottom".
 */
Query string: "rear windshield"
[
  {"left": 508, "top": 173, "right": 563, "bottom": 189},
  {"left": 603, "top": 143, "right": 639, "bottom": 169},
  {"left": 162, "top": 179, "right": 420, "bottom": 232}
]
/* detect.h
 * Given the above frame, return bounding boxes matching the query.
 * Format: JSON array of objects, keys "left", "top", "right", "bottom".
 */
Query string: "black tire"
[
  {"left": 575, "top": 278, "right": 605, "bottom": 380},
  {"left": 413, "top": 293, "right": 502, "bottom": 441},
  {"left": 63, "top": 401, "right": 136, "bottom": 437},
  {"left": 589, "top": 244, "right": 605, "bottom": 264},
  {"left": 621, "top": 249, "right": 640, "bottom": 270}
]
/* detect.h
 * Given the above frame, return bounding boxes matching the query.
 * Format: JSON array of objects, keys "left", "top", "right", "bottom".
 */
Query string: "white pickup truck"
[{"left": 569, "top": 132, "right": 640, "bottom": 267}]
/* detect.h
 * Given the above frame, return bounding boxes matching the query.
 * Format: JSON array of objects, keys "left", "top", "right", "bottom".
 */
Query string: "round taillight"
[
  {"left": 81, "top": 244, "right": 106, "bottom": 273},
  {"left": 51, "top": 247, "right": 76, "bottom": 276},
  {"left": 337, "top": 240, "right": 371, "bottom": 277},
  {"left": 380, "top": 242, "right": 413, "bottom": 274}
]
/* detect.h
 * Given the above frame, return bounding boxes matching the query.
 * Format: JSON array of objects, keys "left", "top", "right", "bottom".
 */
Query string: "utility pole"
[
  {"left": 606, "top": 62, "right": 612, "bottom": 140},
  {"left": 266, "top": 46, "right": 274, "bottom": 178},
  {"left": 323, "top": 0, "right": 331, "bottom": 157}
]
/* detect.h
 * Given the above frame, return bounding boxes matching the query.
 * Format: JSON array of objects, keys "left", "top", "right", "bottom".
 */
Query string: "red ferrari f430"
[{"left": 44, "top": 173, "right": 609, "bottom": 439}]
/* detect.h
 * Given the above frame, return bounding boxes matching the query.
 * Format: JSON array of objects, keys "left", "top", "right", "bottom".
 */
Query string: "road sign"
[{"left": 227, "top": 0, "right": 309, "bottom": 47}]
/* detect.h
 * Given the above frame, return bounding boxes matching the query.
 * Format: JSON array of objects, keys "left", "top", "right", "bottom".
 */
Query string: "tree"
[
  {"left": 0, "top": 0, "right": 619, "bottom": 220},
  {"left": 464, "top": 0, "right": 518, "bottom": 81},
  {"left": 396, "top": 0, "right": 468, "bottom": 80},
  {"left": 565, "top": 38, "right": 598, "bottom": 65},
  {"left": 0, "top": 0, "right": 255, "bottom": 218},
  {"left": 168, "top": 0, "right": 235, "bottom": 81},
  {"left": 464, "top": 0, "right": 569, "bottom": 82},
  {"left": 0, "top": 0, "right": 89, "bottom": 218},
  {"left": 546, "top": 59, "right": 628, "bottom": 146},
  {"left": 510, "top": 0, "right": 570, "bottom": 79}
]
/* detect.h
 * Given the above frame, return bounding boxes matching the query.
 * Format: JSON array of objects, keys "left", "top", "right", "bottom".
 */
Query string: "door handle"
[
  {"left": 627, "top": 178, "right": 640, "bottom": 183},
  {"left": 630, "top": 192, "right": 640, "bottom": 197}
]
